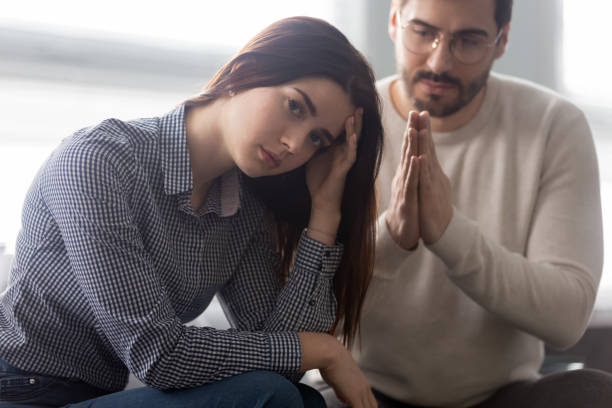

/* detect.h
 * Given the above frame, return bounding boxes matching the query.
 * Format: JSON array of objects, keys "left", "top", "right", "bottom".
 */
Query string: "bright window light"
[
  {"left": 1, "top": 0, "right": 335, "bottom": 50},
  {"left": 0, "top": 1, "right": 341, "bottom": 253},
  {"left": 562, "top": 1, "right": 612, "bottom": 106},
  {"left": 563, "top": 2, "right": 612, "bottom": 309}
]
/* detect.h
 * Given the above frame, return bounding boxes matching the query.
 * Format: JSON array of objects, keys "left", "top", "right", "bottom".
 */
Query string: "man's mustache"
[{"left": 413, "top": 71, "right": 461, "bottom": 87}]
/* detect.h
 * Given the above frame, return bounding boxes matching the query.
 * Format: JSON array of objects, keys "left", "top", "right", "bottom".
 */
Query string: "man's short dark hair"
[
  {"left": 494, "top": 0, "right": 513, "bottom": 29},
  {"left": 398, "top": 0, "right": 513, "bottom": 30}
]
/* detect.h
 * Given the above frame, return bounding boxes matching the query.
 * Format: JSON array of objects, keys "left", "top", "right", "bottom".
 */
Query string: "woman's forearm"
[
  {"left": 298, "top": 332, "right": 339, "bottom": 371},
  {"left": 298, "top": 331, "right": 377, "bottom": 407},
  {"left": 306, "top": 210, "right": 341, "bottom": 246}
]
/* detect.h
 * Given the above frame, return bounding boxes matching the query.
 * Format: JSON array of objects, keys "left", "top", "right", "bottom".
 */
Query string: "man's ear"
[
  {"left": 389, "top": 1, "right": 400, "bottom": 42},
  {"left": 494, "top": 23, "right": 511, "bottom": 59}
]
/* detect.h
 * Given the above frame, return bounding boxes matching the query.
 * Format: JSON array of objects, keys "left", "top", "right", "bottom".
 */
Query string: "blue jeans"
[{"left": 0, "top": 360, "right": 325, "bottom": 407}]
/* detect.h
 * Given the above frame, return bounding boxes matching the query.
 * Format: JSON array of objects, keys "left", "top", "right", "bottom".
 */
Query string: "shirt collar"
[
  {"left": 159, "top": 105, "right": 240, "bottom": 217},
  {"left": 201, "top": 168, "right": 240, "bottom": 217},
  {"left": 160, "top": 105, "right": 192, "bottom": 196}
]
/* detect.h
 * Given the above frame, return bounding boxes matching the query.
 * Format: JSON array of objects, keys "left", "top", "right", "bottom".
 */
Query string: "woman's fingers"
[
  {"left": 336, "top": 109, "right": 361, "bottom": 172},
  {"left": 354, "top": 107, "right": 364, "bottom": 142}
]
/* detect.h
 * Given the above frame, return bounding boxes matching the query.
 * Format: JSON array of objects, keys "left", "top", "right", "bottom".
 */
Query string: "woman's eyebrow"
[
  {"left": 293, "top": 87, "right": 339, "bottom": 143},
  {"left": 293, "top": 87, "right": 317, "bottom": 116}
]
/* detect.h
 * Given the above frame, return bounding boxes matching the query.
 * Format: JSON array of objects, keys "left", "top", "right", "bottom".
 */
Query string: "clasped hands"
[{"left": 386, "top": 111, "right": 453, "bottom": 249}]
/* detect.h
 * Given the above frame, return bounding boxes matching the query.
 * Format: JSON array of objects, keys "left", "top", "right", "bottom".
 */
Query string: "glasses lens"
[
  {"left": 403, "top": 23, "right": 437, "bottom": 55},
  {"left": 402, "top": 22, "right": 496, "bottom": 64},
  {"left": 453, "top": 35, "right": 489, "bottom": 64}
]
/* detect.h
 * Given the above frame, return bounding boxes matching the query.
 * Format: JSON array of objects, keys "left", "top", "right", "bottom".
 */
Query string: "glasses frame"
[{"left": 397, "top": 10, "right": 503, "bottom": 65}]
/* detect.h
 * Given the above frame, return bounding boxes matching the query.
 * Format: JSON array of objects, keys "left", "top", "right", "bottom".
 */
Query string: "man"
[{"left": 348, "top": 0, "right": 612, "bottom": 407}]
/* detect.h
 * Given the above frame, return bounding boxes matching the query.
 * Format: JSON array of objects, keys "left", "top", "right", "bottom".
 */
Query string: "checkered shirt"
[{"left": 0, "top": 106, "right": 342, "bottom": 391}]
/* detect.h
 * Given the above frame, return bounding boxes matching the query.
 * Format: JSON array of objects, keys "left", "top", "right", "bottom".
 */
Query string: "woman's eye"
[
  {"left": 309, "top": 132, "right": 323, "bottom": 148},
  {"left": 288, "top": 98, "right": 303, "bottom": 117}
]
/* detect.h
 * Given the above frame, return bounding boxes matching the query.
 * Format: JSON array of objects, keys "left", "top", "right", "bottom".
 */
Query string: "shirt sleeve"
[
  {"left": 428, "top": 108, "right": 603, "bottom": 349},
  {"left": 218, "top": 227, "right": 343, "bottom": 380},
  {"left": 43, "top": 139, "right": 330, "bottom": 389}
]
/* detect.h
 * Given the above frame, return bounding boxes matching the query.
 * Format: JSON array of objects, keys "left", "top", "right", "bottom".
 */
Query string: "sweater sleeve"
[
  {"left": 374, "top": 210, "right": 419, "bottom": 274},
  {"left": 428, "top": 108, "right": 603, "bottom": 349}
]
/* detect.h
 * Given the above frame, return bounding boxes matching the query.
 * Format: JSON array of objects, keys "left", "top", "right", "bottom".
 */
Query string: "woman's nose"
[{"left": 280, "top": 131, "right": 308, "bottom": 155}]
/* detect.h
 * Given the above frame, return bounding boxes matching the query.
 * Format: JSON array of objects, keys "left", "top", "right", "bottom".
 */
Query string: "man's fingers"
[
  {"left": 405, "top": 155, "right": 419, "bottom": 192},
  {"left": 409, "top": 110, "right": 419, "bottom": 129},
  {"left": 418, "top": 155, "right": 433, "bottom": 198},
  {"left": 400, "top": 111, "right": 420, "bottom": 167},
  {"left": 419, "top": 111, "right": 440, "bottom": 165},
  {"left": 408, "top": 127, "right": 418, "bottom": 158},
  {"left": 418, "top": 110, "right": 428, "bottom": 131},
  {"left": 398, "top": 130, "right": 417, "bottom": 193},
  {"left": 399, "top": 125, "right": 410, "bottom": 169}
]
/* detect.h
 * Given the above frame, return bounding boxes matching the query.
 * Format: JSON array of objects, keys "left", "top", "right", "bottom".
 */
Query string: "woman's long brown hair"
[{"left": 184, "top": 17, "right": 383, "bottom": 348}]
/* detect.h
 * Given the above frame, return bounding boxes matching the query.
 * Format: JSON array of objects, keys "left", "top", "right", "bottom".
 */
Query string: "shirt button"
[
  {"left": 29, "top": 378, "right": 36, "bottom": 385},
  {"left": 308, "top": 299, "right": 316, "bottom": 307},
  {"left": 324, "top": 251, "right": 331, "bottom": 257}
]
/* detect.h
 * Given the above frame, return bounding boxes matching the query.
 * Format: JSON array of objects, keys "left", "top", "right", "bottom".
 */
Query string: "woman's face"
[{"left": 222, "top": 77, "right": 355, "bottom": 177}]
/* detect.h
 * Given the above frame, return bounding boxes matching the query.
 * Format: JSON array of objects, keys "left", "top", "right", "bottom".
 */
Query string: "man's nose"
[{"left": 426, "top": 37, "right": 454, "bottom": 74}]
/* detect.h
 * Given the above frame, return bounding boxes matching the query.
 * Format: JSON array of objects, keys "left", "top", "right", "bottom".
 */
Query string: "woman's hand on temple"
[
  {"left": 306, "top": 108, "right": 362, "bottom": 213},
  {"left": 305, "top": 108, "right": 363, "bottom": 244}
]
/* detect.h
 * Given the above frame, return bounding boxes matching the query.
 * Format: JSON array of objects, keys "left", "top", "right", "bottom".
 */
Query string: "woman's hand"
[
  {"left": 299, "top": 332, "right": 378, "bottom": 408},
  {"left": 319, "top": 347, "right": 378, "bottom": 408},
  {"left": 305, "top": 108, "right": 363, "bottom": 244}
]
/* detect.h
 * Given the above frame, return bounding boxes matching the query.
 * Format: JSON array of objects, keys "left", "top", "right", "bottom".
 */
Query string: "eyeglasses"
[{"left": 397, "top": 11, "right": 503, "bottom": 65}]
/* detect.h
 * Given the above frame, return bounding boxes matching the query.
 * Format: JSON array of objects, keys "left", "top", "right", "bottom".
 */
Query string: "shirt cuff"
[
  {"left": 293, "top": 231, "right": 343, "bottom": 278},
  {"left": 267, "top": 331, "right": 302, "bottom": 376}
]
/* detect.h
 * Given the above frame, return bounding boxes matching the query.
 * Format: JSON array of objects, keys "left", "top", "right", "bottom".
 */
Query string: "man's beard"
[{"left": 400, "top": 66, "right": 491, "bottom": 117}]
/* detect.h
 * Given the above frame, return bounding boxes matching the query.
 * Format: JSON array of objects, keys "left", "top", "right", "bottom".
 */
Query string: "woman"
[{"left": 0, "top": 16, "right": 383, "bottom": 408}]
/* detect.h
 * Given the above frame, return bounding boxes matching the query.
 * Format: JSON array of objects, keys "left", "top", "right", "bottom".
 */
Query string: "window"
[
  {"left": 562, "top": 1, "right": 612, "bottom": 108},
  {"left": 562, "top": 0, "right": 612, "bottom": 311},
  {"left": 0, "top": 0, "right": 363, "bottom": 254},
  {"left": 2, "top": 1, "right": 336, "bottom": 50}
]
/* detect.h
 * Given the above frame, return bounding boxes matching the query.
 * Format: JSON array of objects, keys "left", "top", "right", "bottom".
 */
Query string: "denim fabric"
[
  {"left": 0, "top": 359, "right": 107, "bottom": 407},
  {"left": 0, "top": 360, "right": 325, "bottom": 408}
]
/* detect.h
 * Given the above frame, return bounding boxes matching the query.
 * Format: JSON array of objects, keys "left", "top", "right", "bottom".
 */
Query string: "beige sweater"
[{"left": 353, "top": 73, "right": 603, "bottom": 407}]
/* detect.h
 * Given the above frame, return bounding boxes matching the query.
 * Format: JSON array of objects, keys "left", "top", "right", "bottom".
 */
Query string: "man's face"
[{"left": 390, "top": 0, "right": 507, "bottom": 117}]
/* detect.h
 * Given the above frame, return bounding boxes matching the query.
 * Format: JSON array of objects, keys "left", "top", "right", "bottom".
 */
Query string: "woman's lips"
[{"left": 260, "top": 147, "right": 280, "bottom": 169}]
